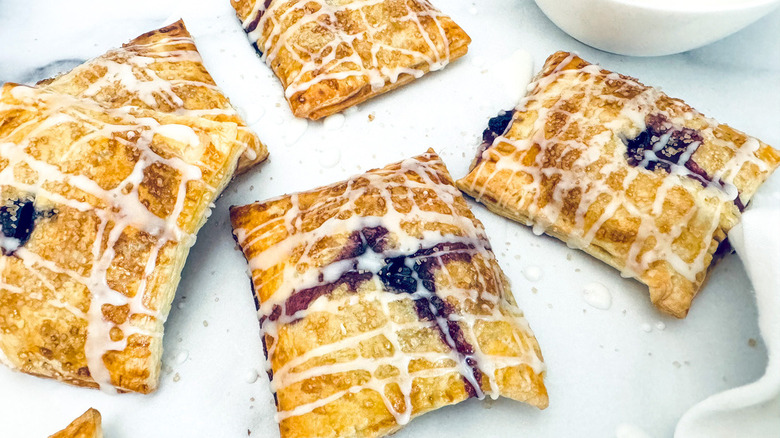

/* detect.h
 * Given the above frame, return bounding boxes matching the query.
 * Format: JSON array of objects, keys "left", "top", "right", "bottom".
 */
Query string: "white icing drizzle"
[
  {"left": 234, "top": 153, "right": 544, "bottom": 425},
  {"left": 0, "top": 85, "right": 217, "bottom": 391},
  {"left": 468, "top": 53, "right": 774, "bottom": 285},
  {"left": 42, "top": 30, "right": 261, "bottom": 166},
  {"left": 241, "top": 0, "right": 455, "bottom": 100}
]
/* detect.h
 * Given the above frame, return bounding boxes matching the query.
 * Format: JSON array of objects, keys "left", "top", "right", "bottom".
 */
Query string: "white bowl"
[{"left": 535, "top": 0, "right": 780, "bottom": 56}]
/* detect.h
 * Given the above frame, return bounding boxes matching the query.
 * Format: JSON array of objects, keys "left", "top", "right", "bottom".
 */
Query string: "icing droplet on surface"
[
  {"left": 283, "top": 118, "right": 308, "bottom": 146},
  {"left": 246, "top": 368, "right": 259, "bottom": 384},
  {"left": 582, "top": 282, "right": 612, "bottom": 310},
  {"left": 318, "top": 148, "right": 341, "bottom": 169},
  {"left": 323, "top": 114, "right": 345, "bottom": 130},
  {"left": 616, "top": 423, "right": 653, "bottom": 438},
  {"left": 641, "top": 323, "right": 652, "bottom": 333},
  {"left": 522, "top": 266, "right": 542, "bottom": 282},
  {"left": 175, "top": 350, "right": 189, "bottom": 364},
  {"left": 656, "top": 321, "right": 666, "bottom": 331}
]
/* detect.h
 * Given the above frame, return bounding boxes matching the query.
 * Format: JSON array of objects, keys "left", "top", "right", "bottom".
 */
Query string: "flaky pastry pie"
[
  {"left": 0, "top": 79, "right": 245, "bottom": 392},
  {"left": 49, "top": 409, "right": 102, "bottom": 438},
  {"left": 457, "top": 52, "right": 780, "bottom": 318},
  {"left": 230, "top": 150, "right": 546, "bottom": 438},
  {"left": 39, "top": 20, "right": 267, "bottom": 173},
  {"left": 231, "top": 0, "right": 472, "bottom": 120}
]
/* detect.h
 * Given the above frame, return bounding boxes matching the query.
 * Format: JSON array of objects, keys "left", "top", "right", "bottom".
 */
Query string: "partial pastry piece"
[
  {"left": 0, "top": 81, "right": 245, "bottom": 392},
  {"left": 231, "top": 0, "right": 472, "bottom": 120},
  {"left": 49, "top": 409, "right": 103, "bottom": 438},
  {"left": 230, "top": 150, "right": 546, "bottom": 438},
  {"left": 39, "top": 20, "right": 267, "bottom": 174},
  {"left": 457, "top": 52, "right": 780, "bottom": 318}
]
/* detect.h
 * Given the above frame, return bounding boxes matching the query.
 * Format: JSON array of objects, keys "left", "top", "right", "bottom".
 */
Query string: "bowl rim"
[{"left": 605, "top": 0, "right": 780, "bottom": 12}]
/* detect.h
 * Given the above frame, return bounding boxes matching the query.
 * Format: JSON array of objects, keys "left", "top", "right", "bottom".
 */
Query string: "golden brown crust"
[
  {"left": 232, "top": 0, "right": 471, "bottom": 120},
  {"left": 0, "top": 80, "right": 244, "bottom": 392},
  {"left": 40, "top": 19, "right": 267, "bottom": 173},
  {"left": 49, "top": 409, "right": 103, "bottom": 438},
  {"left": 230, "top": 150, "right": 546, "bottom": 438},
  {"left": 458, "top": 51, "right": 780, "bottom": 318}
]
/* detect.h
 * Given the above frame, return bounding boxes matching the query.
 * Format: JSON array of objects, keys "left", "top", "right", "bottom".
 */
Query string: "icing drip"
[
  {"left": 468, "top": 53, "right": 773, "bottom": 286},
  {"left": 241, "top": 0, "right": 457, "bottom": 100},
  {"left": 0, "top": 85, "right": 217, "bottom": 391},
  {"left": 234, "top": 153, "right": 544, "bottom": 426}
]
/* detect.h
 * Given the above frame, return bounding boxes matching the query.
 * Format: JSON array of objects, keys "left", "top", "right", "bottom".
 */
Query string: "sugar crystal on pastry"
[
  {"left": 231, "top": 0, "right": 472, "bottom": 120},
  {"left": 0, "top": 22, "right": 255, "bottom": 393},
  {"left": 230, "top": 150, "right": 546, "bottom": 438},
  {"left": 458, "top": 52, "right": 780, "bottom": 318}
]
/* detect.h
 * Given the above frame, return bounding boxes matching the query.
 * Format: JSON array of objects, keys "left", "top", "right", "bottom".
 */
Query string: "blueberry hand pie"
[
  {"left": 457, "top": 52, "right": 780, "bottom": 318},
  {"left": 231, "top": 0, "right": 471, "bottom": 120},
  {"left": 49, "top": 409, "right": 102, "bottom": 438},
  {"left": 230, "top": 150, "right": 547, "bottom": 438},
  {"left": 39, "top": 20, "right": 267, "bottom": 174},
  {"left": 0, "top": 79, "right": 245, "bottom": 392}
]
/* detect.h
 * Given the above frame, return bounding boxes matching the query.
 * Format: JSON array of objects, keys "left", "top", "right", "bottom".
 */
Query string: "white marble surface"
[{"left": 0, "top": 0, "right": 778, "bottom": 437}]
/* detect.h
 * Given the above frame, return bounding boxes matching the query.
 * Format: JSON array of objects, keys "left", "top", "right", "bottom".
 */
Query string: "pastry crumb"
[{"left": 748, "top": 338, "right": 758, "bottom": 347}]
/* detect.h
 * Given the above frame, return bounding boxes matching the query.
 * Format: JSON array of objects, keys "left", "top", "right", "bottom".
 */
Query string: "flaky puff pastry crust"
[
  {"left": 231, "top": 0, "right": 471, "bottom": 120},
  {"left": 457, "top": 52, "right": 780, "bottom": 318},
  {"left": 38, "top": 20, "right": 267, "bottom": 174},
  {"left": 49, "top": 409, "right": 103, "bottom": 438},
  {"left": 0, "top": 82, "right": 245, "bottom": 393},
  {"left": 230, "top": 150, "right": 546, "bottom": 438}
]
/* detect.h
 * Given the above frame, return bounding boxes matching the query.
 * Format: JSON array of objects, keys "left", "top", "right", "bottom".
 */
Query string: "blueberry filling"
[
  {"left": 1, "top": 198, "right": 41, "bottom": 255},
  {"left": 483, "top": 110, "right": 516, "bottom": 147},
  {"left": 270, "top": 235, "right": 485, "bottom": 397},
  {"left": 244, "top": 0, "right": 273, "bottom": 35},
  {"left": 474, "top": 109, "right": 516, "bottom": 167},
  {"left": 624, "top": 114, "right": 744, "bottom": 209}
]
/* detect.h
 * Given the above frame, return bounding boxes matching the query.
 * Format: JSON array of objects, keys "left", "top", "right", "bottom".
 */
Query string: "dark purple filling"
[
  {"left": 267, "top": 233, "right": 485, "bottom": 398},
  {"left": 1, "top": 198, "right": 53, "bottom": 255},
  {"left": 336, "top": 226, "right": 389, "bottom": 262},
  {"left": 625, "top": 114, "right": 704, "bottom": 176},
  {"left": 377, "top": 242, "right": 483, "bottom": 397},
  {"left": 625, "top": 114, "right": 745, "bottom": 210},
  {"left": 483, "top": 110, "right": 516, "bottom": 147},
  {"left": 244, "top": 0, "right": 273, "bottom": 34},
  {"left": 474, "top": 109, "right": 516, "bottom": 167}
]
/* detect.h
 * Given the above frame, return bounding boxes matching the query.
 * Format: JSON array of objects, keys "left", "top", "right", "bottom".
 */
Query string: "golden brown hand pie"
[
  {"left": 39, "top": 20, "right": 267, "bottom": 174},
  {"left": 457, "top": 52, "right": 780, "bottom": 318},
  {"left": 49, "top": 409, "right": 102, "bottom": 438},
  {"left": 231, "top": 0, "right": 472, "bottom": 120},
  {"left": 230, "top": 150, "right": 546, "bottom": 438},
  {"left": 0, "top": 81, "right": 245, "bottom": 392}
]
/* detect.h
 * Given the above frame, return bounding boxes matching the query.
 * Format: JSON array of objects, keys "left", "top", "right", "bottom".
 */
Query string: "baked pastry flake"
[
  {"left": 49, "top": 409, "right": 102, "bottom": 438},
  {"left": 230, "top": 150, "right": 546, "bottom": 438},
  {"left": 231, "top": 0, "right": 472, "bottom": 120},
  {"left": 457, "top": 52, "right": 780, "bottom": 318},
  {"left": 0, "top": 79, "right": 245, "bottom": 392},
  {"left": 39, "top": 19, "right": 267, "bottom": 173}
]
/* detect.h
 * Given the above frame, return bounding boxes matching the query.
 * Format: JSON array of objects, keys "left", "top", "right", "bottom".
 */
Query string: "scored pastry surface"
[
  {"left": 231, "top": 0, "right": 471, "bottom": 120},
  {"left": 458, "top": 51, "right": 780, "bottom": 318},
  {"left": 40, "top": 19, "right": 267, "bottom": 173},
  {"left": 0, "top": 69, "right": 245, "bottom": 391},
  {"left": 230, "top": 150, "right": 546, "bottom": 438}
]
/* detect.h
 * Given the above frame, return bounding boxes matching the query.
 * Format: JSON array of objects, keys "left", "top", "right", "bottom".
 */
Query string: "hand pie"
[
  {"left": 231, "top": 0, "right": 471, "bottom": 120},
  {"left": 39, "top": 20, "right": 267, "bottom": 174},
  {"left": 230, "top": 150, "right": 546, "bottom": 438},
  {"left": 49, "top": 409, "right": 102, "bottom": 438},
  {"left": 0, "top": 80, "right": 245, "bottom": 392},
  {"left": 457, "top": 52, "right": 780, "bottom": 318}
]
